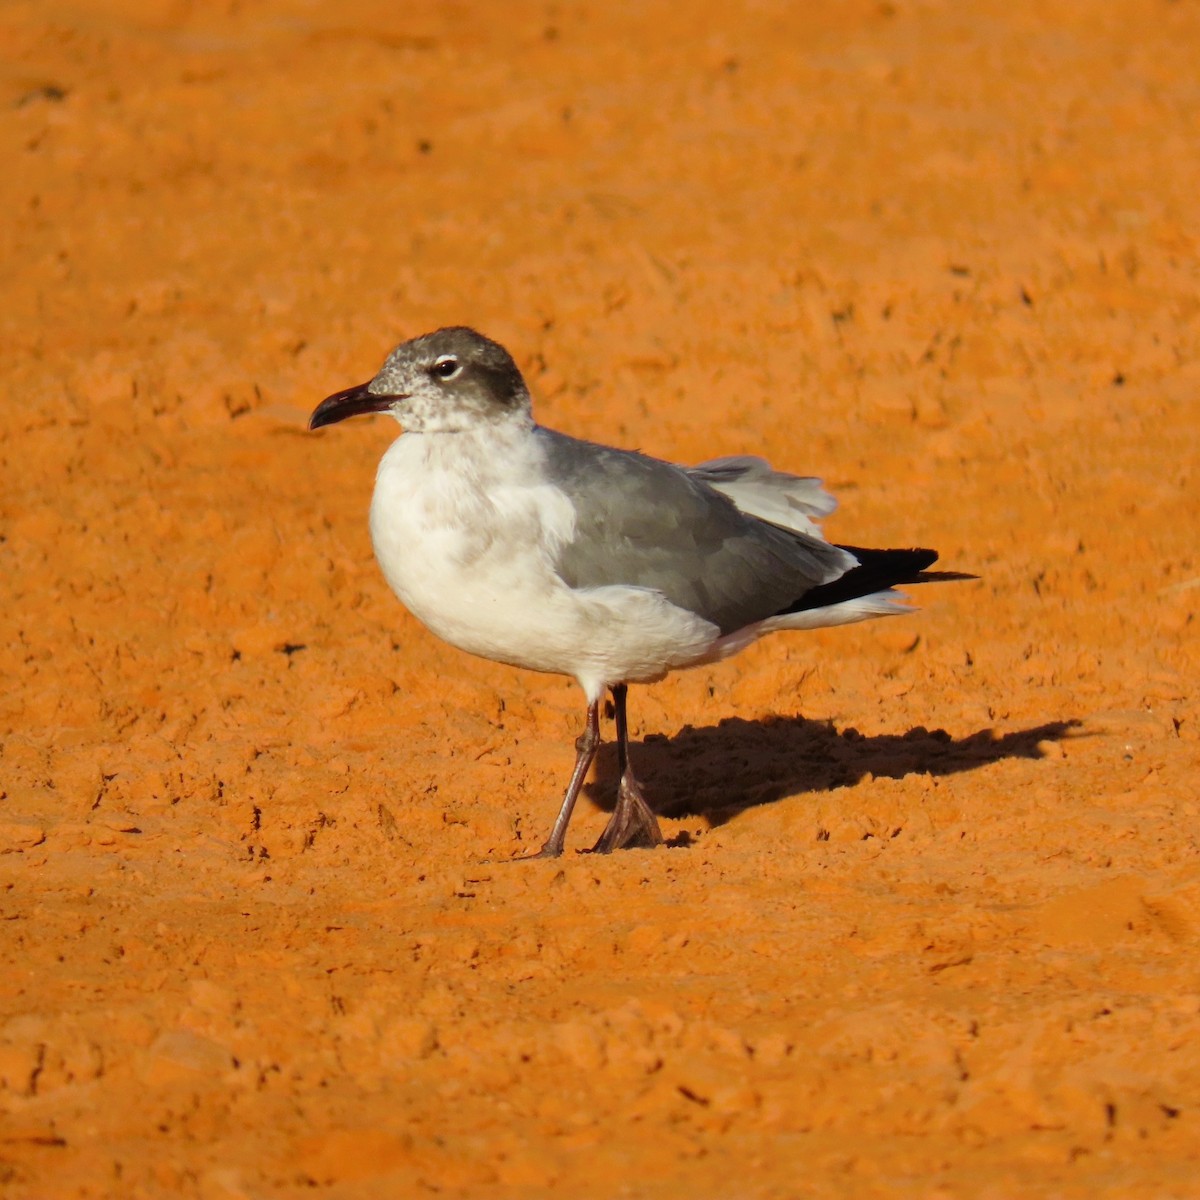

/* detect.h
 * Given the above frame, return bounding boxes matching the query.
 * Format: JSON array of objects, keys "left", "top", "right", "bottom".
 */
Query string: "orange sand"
[{"left": 3, "top": 1, "right": 1199, "bottom": 1196}]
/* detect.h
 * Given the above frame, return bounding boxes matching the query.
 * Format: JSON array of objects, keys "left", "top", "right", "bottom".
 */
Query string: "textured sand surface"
[{"left": 3, "top": 1, "right": 1199, "bottom": 1196}]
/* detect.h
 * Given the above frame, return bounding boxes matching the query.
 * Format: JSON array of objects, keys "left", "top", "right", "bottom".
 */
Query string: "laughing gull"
[{"left": 310, "top": 326, "right": 959, "bottom": 857}]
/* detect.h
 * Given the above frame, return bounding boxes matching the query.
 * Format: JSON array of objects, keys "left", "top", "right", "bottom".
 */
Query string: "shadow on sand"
[{"left": 584, "top": 714, "right": 1081, "bottom": 828}]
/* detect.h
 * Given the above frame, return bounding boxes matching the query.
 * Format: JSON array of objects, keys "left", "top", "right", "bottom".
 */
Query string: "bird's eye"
[{"left": 431, "top": 355, "right": 460, "bottom": 380}]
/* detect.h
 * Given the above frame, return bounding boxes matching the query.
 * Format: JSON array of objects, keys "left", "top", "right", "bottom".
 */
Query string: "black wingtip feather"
[{"left": 781, "top": 545, "right": 943, "bottom": 615}]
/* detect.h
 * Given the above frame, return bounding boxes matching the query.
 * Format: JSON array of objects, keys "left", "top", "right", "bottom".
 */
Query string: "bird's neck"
[{"left": 401, "top": 413, "right": 536, "bottom": 480}]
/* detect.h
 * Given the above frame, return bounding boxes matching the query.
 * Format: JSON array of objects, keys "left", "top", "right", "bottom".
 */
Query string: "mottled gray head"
[{"left": 309, "top": 327, "right": 532, "bottom": 434}]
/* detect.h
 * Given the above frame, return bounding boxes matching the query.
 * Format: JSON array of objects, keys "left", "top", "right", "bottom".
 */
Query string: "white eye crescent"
[{"left": 431, "top": 355, "right": 461, "bottom": 380}]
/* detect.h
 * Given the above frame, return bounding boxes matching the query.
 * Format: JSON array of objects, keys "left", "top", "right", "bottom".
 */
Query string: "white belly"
[{"left": 367, "top": 429, "right": 720, "bottom": 697}]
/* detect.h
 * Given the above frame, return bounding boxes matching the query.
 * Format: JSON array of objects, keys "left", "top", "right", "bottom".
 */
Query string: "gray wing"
[{"left": 536, "top": 428, "right": 854, "bottom": 636}]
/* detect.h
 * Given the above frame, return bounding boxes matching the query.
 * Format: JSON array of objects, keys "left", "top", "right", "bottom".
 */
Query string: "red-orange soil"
[{"left": 3, "top": 2, "right": 1199, "bottom": 1196}]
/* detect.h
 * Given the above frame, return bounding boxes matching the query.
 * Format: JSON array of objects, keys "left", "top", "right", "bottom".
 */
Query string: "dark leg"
[
  {"left": 590, "top": 684, "right": 664, "bottom": 853},
  {"left": 518, "top": 700, "right": 601, "bottom": 859}
]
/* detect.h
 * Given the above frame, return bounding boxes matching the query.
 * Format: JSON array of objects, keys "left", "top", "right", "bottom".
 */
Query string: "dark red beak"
[{"left": 309, "top": 382, "right": 402, "bottom": 430}]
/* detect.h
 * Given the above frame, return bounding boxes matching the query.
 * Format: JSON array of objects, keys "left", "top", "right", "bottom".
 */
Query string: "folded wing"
[{"left": 537, "top": 429, "right": 856, "bottom": 636}]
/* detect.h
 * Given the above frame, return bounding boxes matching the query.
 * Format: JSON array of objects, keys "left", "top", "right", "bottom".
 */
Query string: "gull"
[{"left": 309, "top": 327, "right": 960, "bottom": 857}]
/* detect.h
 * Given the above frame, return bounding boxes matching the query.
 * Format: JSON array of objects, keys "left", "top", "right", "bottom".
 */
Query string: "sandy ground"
[{"left": 3, "top": 1, "right": 1199, "bottom": 1196}]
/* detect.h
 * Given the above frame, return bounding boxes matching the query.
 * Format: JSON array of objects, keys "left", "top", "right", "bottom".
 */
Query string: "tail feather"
[{"left": 780, "top": 545, "right": 944, "bottom": 616}]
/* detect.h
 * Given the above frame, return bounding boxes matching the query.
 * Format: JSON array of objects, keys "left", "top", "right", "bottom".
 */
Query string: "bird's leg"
[
  {"left": 591, "top": 684, "right": 664, "bottom": 854},
  {"left": 519, "top": 700, "right": 601, "bottom": 859}
]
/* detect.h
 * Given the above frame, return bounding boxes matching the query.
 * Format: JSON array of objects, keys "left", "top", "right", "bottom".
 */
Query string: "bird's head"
[{"left": 309, "top": 326, "right": 532, "bottom": 434}]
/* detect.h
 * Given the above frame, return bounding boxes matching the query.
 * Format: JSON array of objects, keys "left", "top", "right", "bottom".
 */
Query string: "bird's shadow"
[{"left": 584, "top": 714, "right": 1081, "bottom": 827}]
